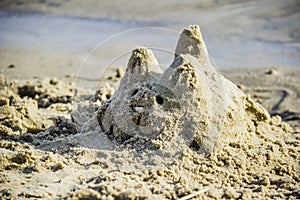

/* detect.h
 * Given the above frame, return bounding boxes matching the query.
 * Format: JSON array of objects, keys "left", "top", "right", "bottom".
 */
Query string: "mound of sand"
[
  {"left": 97, "top": 25, "right": 271, "bottom": 155},
  {"left": 0, "top": 25, "right": 299, "bottom": 199}
]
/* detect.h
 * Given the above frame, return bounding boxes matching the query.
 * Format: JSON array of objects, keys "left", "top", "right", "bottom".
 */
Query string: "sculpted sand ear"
[
  {"left": 119, "top": 47, "right": 161, "bottom": 90},
  {"left": 127, "top": 48, "right": 161, "bottom": 75},
  {"left": 175, "top": 25, "right": 211, "bottom": 65}
]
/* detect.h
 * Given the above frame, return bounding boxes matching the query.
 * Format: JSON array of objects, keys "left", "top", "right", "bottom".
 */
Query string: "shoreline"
[{"left": 1, "top": 0, "right": 300, "bottom": 70}]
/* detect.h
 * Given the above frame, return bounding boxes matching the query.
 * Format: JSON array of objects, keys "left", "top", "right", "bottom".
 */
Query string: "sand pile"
[
  {"left": 0, "top": 25, "right": 299, "bottom": 199},
  {"left": 97, "top": 25, "right": 271, "bottom": 155}
]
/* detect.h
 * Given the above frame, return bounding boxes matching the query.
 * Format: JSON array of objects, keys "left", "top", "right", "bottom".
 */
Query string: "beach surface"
[
  {"left": 0, "top": 0, "right": 299, "bottom": 199},
  {"left": 0, "top": 65, "right": 299, "bottom": 199}
]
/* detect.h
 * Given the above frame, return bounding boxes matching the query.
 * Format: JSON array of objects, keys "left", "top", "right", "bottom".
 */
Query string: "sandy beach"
[{"left": 0, "top": 1, "right": 299, "bottom": 199}]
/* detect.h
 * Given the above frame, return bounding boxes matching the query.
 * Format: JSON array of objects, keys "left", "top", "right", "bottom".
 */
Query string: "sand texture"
[{"left": 0, "top": 25, "right": 299, "bottom": 199}]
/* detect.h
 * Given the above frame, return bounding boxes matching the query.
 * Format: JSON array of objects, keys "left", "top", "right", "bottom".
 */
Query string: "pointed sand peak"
[
  {"left": 175, "top": 25, "right": 210, "bottom": 65},
  {"left": 127, "top": 47, "right": 161, "bottom": 75}
]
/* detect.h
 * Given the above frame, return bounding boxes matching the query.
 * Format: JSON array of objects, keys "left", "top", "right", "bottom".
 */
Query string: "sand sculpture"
[{"left": 97, "top": 25, "right": 270, "bottom": 155}]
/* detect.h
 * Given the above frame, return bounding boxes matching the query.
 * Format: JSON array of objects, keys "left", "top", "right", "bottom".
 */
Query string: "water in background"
[{"left": 0, "top": 0, "right": 299, "bottom": 82}]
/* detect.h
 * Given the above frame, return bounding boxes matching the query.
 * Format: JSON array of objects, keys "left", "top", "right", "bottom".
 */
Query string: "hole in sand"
[{"left": 156, "top": 95, "right": 164, "bottom": 105}]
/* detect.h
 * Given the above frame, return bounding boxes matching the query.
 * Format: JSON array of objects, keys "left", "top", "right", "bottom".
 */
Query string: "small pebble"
[{"left": 265, "top": 68, "right": 277, "bottom": 75}]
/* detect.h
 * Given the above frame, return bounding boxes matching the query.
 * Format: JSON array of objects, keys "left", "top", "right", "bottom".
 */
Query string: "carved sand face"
[
  {"left": 97, "top": 74, "right": 184, "bottom": 144},
  {"left": 97, "top": 25, "right": 259, "bottom": 154},
  {"left": 129, "top": 82, "right": 181, "bottom": 127}
]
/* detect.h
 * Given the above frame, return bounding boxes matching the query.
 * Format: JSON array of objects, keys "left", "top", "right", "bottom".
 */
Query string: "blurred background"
[{"left": 0, "top": 0, "right": 299, "bottom": 81}]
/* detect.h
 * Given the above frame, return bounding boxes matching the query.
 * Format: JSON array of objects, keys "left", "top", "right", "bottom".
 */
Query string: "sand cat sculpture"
[{"left": 97, "top": 25, "right": 269, "bottom": 155}]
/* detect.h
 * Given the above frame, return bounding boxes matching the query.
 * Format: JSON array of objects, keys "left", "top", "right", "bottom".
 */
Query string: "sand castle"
[{"left": 97, "top": 25, "right": 270, "bottom": 154}]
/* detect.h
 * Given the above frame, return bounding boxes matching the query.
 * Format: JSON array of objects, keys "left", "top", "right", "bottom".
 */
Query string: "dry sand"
[
  {"left": 1, "top": 25, "right": 300, "bottom": 199},
  {"left": 0, "top": 65, "right": 299, "bottom": 200}
]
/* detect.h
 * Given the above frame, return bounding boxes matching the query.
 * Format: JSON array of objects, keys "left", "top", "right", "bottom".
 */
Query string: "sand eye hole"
[{"left": 156, "top": 95, "right": 164, "bottom": 105}]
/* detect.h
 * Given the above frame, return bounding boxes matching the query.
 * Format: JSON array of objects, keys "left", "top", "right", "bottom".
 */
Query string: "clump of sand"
[
  {"left": 0, "top": 25, "right": 299, "bottom": 199},
  {"left": 0, "top": 75, "right": 75, "bottom": 137}
]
